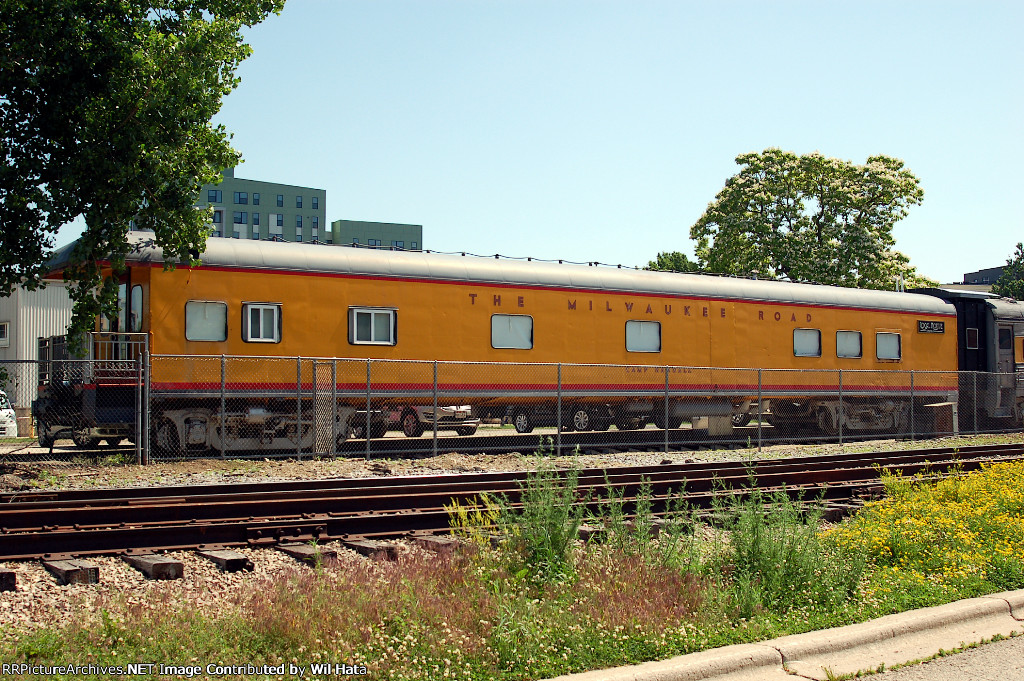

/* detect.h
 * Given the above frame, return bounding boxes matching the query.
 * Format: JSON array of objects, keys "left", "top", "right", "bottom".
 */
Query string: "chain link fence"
[{"left": 6, "top": 351, "right": 1022, "bottom": 464}]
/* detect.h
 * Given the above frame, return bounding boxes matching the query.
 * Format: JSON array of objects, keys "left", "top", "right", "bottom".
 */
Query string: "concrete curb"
[{"left": 545, "top": 588, "right": 1024, "bottom": 681}]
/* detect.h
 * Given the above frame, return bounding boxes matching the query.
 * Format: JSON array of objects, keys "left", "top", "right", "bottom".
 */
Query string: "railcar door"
[{"left": 996, "top": 325, "right": 1016, "bottom": 415}]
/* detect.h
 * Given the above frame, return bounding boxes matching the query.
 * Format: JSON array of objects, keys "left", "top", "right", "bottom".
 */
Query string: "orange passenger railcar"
[{"left": 40, "top": 234, "right": 966, "bottom": 451}]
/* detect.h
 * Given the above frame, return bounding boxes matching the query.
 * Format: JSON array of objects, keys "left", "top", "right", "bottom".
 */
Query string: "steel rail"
[{"left": 0, "top": 445, "right": 1021, "bottom": 561}]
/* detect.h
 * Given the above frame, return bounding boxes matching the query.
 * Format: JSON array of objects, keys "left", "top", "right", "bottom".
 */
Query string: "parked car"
[
  {"left": 387, "top": 405, "right": 480, "bottom": 437},
  {"left": 0, "top": 390, "right": 18, "bottom": 438}
]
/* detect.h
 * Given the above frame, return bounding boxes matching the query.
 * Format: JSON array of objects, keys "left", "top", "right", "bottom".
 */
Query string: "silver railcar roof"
[{"left": 58, "top": 234, "right": 956, "bottom": 316}]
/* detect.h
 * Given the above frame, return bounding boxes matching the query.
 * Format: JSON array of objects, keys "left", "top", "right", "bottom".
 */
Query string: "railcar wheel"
[
  {"left": 402, "top": 411, "right": 425, "bottom": 438},
  {"left": 152, "top": 419, "right": 180, "bottom": 455},
  {"left": 614, "top": 417, "right": 643, "bottom": 431},
  {"left": 456, "top": 426, "right": 478, "bottom": 436},
  {"left": 652, "top": 413, "right": 682, "bottom": 430},
  {"left": 816, "top": 408, "right": 837, "bottom": 436},
  {"left": 370, "top": 422, "right": 388, "bottom": 440},
  {"left": 513, "top": 410, "right": 534, "bottom": 434},
  {"left": 731, "top": 413, "right": 752, "bottom": 427},
  {"left": 101, "top": 438, "right": 123, "bottom": 447}
]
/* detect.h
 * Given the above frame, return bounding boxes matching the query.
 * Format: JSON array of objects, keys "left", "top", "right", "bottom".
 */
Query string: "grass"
[{"left": 4, "top": 457, "right": 1024, "bottom": 680}]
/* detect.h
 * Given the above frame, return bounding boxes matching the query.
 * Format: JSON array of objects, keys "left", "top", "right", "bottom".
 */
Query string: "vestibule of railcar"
[{"left": 913, "top": 288, "right": 1024, "bottom": 426}]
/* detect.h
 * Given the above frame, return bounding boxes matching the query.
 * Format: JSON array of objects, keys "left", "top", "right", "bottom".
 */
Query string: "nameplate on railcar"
[{"left": 917, "top": 321, "right": 945, "bottom": 333}]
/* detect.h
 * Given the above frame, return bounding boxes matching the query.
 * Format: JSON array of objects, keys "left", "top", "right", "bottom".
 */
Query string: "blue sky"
[{"left": 63, "top": 0, "right": 1024, "bottom": 283}]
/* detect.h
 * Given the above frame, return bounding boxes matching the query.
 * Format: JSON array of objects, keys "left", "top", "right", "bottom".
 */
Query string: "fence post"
[
  {"left": 135, "top": 355, "right": 143, "bottom": 465},
  {"left": 757, "top": 368, "right": 762, "bottom": 453},
  {"left": 838, "top": 369, "right": 843, "bottom": 446},
  {"left": 220, "top": 355, "right": 226, "bottom": 459},
  {"left": 973, "top": 371, "right": 979, "bottom": 434},
  {"left": 910, "top": 371, "right": 916, "bottom": 441},
  {"left": 664, "top": 366, "right": 670, "bottom": 455},
  {"left": 433, "top": 361, "right": 439, "bottom": 459},
  {"left": 143, "top": 351, "right": 151, "bottom": 466},
  {"left": 296, "top": 356, "right": 303, "bottom": 460},
  {"left": 556, "top": 363, "right": 562, "bottom": 456},
  {"left": 365, "top": 359, "right": 371, "bottom": 460},
  {"left": 332, "top": 359, "right": 338, "bottom": 457}
]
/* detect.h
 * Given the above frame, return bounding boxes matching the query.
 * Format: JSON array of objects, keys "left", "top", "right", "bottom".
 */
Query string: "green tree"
[
  {"left": 646, "top": 251, "right": 699, "bottom": 273},
  {"left": 690, "top": 149, "right": 935, "bottom": 290},
  {"left": 991, "top": 243, "right": 1024, "bottom": 300},
  {"left": 0, "top": 0, "right": 284, "bottom": 340}
]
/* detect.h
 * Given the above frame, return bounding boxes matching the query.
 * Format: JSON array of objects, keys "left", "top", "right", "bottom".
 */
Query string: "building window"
[
  {"left": 295, "top": 230, "right": 303, "bottom": 242},
  {"left": 276, "top": 194, "right": 284, "bottom": 207},
  {"left": 876, "top": 332, "right": 901, "bottom": 361},
  {"left": 311, "top": 227, "right": 318, "bottom": 240},
  {"left": 185, "top": 301, "right": 227, "bottom": 342},
  {"left": 411, "top": 241, "right": 418, "bottom": 249},
  {"left": 0, "top": 321, "right": 9, "bottom": 348},
  {"left": 211, "top": 230, "right": 221, "bottom": 237},
  {"left": 212, "top": 210, "right": 223, "bottom": 224},
  {"left": 252, "top": 229, "right": 260, "bottom": 240},
  {"left": 368, "top": 238, "right": 381, "bottom": 247},
  {"left": 312, "top": 216, "right": 318, "bottom": 229},
  {"left": 625, "top": 320, "right": 661, "bottom": 352},
  {"left": 491, "top": 314, "right": 533, "bottom": 349},
  {"left": 252, "top": 212, "right": 260, "bottom": 226},
  {"left": 243, "top": 303, "right": 281, "bottom": 343},
  {"left": 207, "top": 189, "right": 222, "bottom": 203},
  {"left": 793, "top": 328, "right": 821, "bottom": 357},
  {"left": 393, "top": 240, "right": 404, "bottom": 249},
  {"left": 276, "top": 214, "right": 283, "bottom": 227},
  {"left": 233, "top": 191, "right": 248, "bottom": 204},
  {"left": 252, "top": 193, "right": 260, "bottom": 206},
  {"left": 349, "top": 307, "right": 397, "bottom": 345},
  {"left": 312, "top": 196, "right": 319, "bottom": 210},
  {"left": 233, "top": 211, "right": 247, "bottom": 224},
  {"left": 296, "top": 195, "right": 303, "bottom": 209},
  {"left": 351, "top": 238, "right": 359, "bottom": 245},
  {"left": 296, "top": 215, "right": 302, "bottom": 229},
  {"left": 836, "top": 330, "right": 862, "bottom": 358}
]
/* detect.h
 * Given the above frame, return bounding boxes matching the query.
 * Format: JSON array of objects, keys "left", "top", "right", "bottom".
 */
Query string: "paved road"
[{"left": 874, "top": 635, "right": 1024, "bottom": 681}]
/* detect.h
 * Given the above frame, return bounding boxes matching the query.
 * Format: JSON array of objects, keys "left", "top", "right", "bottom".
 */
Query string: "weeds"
[{"left": 6, "top": 461, "right": 1024, "bottom": 680}]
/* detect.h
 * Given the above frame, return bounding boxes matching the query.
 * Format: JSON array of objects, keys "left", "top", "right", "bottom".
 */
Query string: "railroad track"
[
  {"left": 3, "top": 423, "right": 981, "bottom": 462},
  {"left": 1, "top": 443, "right": 1022, "bottom": 561}
]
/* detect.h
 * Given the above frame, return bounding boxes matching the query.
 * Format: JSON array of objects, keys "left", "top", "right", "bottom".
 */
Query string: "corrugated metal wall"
[{"left": 0, "top": 283, "right": 73, "bottom": 408}]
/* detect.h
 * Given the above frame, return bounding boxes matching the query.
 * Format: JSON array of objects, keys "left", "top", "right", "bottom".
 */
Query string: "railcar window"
[
  {"left": 349, "top": 308, "right": 397, "bottom": 345},
  {"left": 0, "top": 321, "right": 9, "bottom": 348},
  {"left": 130, "top": 285, "right": 143, "bottom": 332},
  {"left": 876, "top": 332, "right": 901, "bottom": 361},
  {"left": 491, "top": 314, "right": 533, "bottom": 350},
  {"left": 625, "top": 320, "right": 661, "bottom": 352},
  {"left": 998, "top": 328, "right": 1012, "bottom": 350},
  {"left": 185, "top": 302, "right": 227, "bottom": 342},
  {"left": 836, "top": 330, "right": 862, "bottom": 358},
  {"left": 242, "top": 303, "right": 282, "bottom": 343},
  {"left": 966, "top": 328, "right": 979, "bottom": 350},
  {"left": 793, "top": 329, "right": 821, "bottom": 357}
]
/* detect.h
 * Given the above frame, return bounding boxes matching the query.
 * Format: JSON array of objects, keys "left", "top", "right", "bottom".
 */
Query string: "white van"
[{"left": 0, "top": 390, "right": 17, "bottom": 438}]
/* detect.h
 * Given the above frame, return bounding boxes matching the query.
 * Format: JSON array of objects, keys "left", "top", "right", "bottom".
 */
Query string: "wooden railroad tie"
[
  {"left": 1, "top": 569, "right": 17, "bottom": 592},
  {"left": 343, "top": 539, "right": 400, "bottom": 561},
  {"left": 197, "top": 549, "right": 254, "bottom": 572},
  {"left": 122, "top": 554, "right": 184, "bottom": 580},
  {"left": 42, "top": 559, "right": 99, "bottom": 585},
  {"left": 277, "top": 543, "right": 338, "bottom": 565}
]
